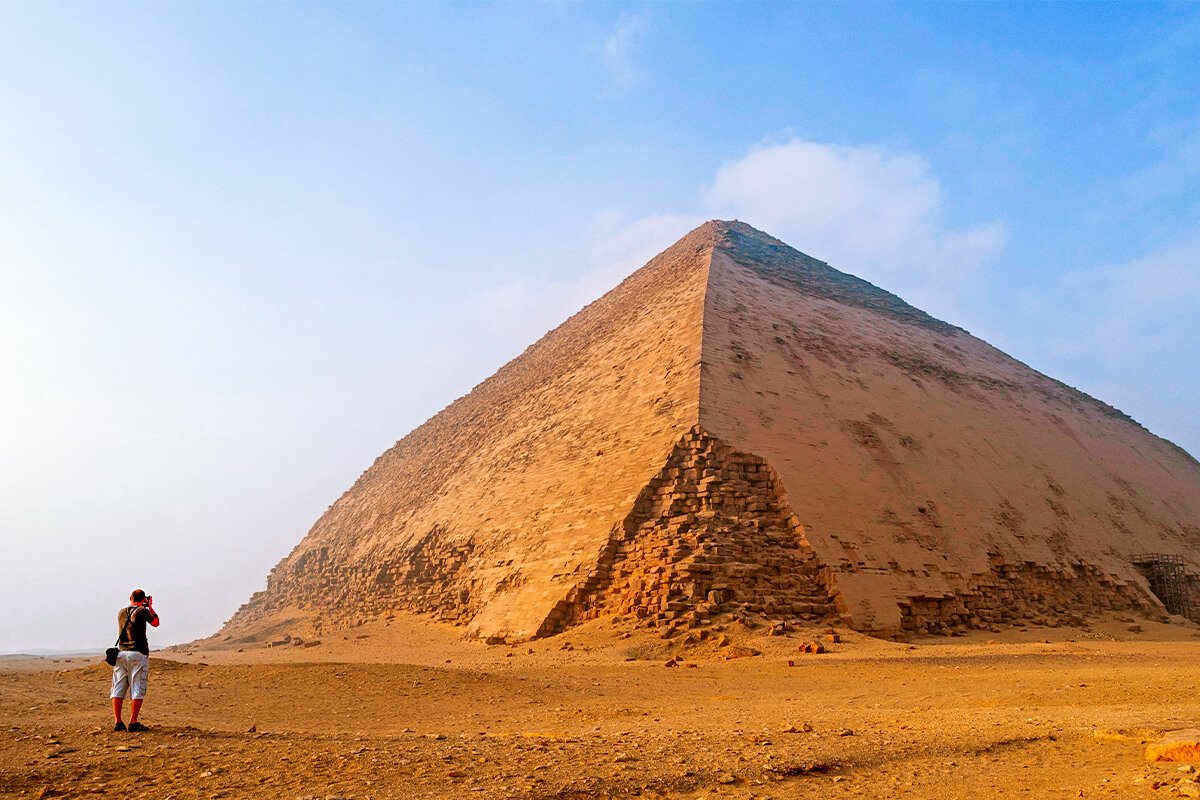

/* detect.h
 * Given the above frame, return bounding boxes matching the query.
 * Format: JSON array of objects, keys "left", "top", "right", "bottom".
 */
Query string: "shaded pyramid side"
[
  {"left": 222, "top": 223, "right": 721, "bottom": 642},
  {"left": 698, "top": 222, "right": 1200, "bottom": 633}
]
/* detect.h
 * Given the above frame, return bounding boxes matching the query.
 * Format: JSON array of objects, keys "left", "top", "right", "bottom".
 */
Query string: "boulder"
[{"left": 1147, "top": 730, "right": 1200, "bottom": 762}]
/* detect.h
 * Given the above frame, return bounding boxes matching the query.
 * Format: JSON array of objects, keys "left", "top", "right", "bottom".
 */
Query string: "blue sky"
[{"left": 2, "top": 2, "right": 1198, "bottom": 651}]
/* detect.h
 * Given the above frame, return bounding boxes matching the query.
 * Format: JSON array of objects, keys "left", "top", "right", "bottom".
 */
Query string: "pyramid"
[{"left": 223, "top": 221, "right": 1200, "bottom": 642}]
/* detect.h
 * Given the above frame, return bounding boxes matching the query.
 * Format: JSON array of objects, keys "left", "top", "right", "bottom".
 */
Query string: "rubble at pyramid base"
[{"left": 547, "top": 426, "right": 840, "bottom": 638}]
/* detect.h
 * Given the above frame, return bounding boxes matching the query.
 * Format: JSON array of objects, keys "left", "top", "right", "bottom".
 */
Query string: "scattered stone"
[
  {"left": 798, "top": 642, "right": 826, "bottom": 654},
  {"left": 1127, "top": 624, "right": 1143, "bottom": 633},
  {"left": 716, "top": 773, "right": 738, "bottom": 784},
  {"left": 614, "top": 753, "right": 636, "bottom": 763},
  {"left": 838, "top": 729, "right": 854, "bottom": 737},
  {"left": 1148, "top": 729, "right": 1200, "bottom": 762},
  {"left": 722, "top": 646, "right": 761, "bottom": 660}
]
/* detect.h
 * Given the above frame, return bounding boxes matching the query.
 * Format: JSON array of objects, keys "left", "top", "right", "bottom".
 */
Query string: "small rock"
[
  {"left": 839, "top": 729, "right": 854, "bottom": 737},
  {"left": 247, "top": 725, "right": 257, "bottom": 733},
  {"left": 717, "top": 773, "right": 738, "bottom": 784},
  {"left": 722, "top": 646, "right": 761, "bottom": 660},
  {"left": 1127, "top": 624, "right": 1143, "bottom": 633}
]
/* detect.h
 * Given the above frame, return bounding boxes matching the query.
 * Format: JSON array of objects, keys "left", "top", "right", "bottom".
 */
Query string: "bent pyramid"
[{"left": 224, "top": 221, "right": 1200, "bottom": 642}]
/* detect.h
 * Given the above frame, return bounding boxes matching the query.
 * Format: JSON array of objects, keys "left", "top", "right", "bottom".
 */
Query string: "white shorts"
[{"left": 110, "top": 651, "right": 149, "bottom": 700}]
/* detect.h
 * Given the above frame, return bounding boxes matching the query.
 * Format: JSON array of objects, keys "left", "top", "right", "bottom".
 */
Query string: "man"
[{"left": 111, "top": 589, "right": 160, "bottom": 732}]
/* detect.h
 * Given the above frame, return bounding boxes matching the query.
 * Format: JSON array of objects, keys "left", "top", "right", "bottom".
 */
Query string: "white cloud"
[
  {"left": 1056, "top": 232, "right": 1200, "bottom": 363},
  {"left": 600, "top": 12, "right": 650, "bottom": 97},
  {"left": 468, "top": 139, "right": 1008, "bottom": 344},
  {"left": 701, "top": 140, "right": 1006, "bottom": 319}
]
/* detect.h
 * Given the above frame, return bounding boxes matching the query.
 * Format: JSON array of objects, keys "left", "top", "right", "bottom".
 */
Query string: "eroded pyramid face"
[{"left": 221, "top": 221, "right": 1200, "bottom": 644}]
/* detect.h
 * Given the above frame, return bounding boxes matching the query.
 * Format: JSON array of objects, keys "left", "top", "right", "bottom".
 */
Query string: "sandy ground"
[{"left": 4, "top": 613, "right": 1200, "bottom": 800}]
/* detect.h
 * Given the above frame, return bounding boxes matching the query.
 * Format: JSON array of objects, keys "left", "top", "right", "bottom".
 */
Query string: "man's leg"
[
  {"left": 110, "top": 656, "right": 130, "bottom": 731},
  {"left": 126, "top": 654, "right": 149, "bottom": 730}
]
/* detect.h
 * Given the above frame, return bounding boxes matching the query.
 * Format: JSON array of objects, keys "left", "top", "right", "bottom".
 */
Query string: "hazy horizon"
[{"left": 2, "top": 2, "right": 1198, "bottom": 653}]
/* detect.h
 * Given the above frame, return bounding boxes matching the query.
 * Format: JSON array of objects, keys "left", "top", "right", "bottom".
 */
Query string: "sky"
[{"left": 2, "top": 2, "right": 1198, "bottom": 653}]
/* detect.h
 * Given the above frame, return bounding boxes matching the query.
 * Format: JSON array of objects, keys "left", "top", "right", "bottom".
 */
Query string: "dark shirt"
[{"left": 117, "top": 605, "right": 153, "bottom": 655}]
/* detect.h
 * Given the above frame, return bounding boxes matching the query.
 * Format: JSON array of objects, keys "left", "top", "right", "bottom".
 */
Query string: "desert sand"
[{"left": 5, "top": 612, "right": 1200, "bottom": 800}]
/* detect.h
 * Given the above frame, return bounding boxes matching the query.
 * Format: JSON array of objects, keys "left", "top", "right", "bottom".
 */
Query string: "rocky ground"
[{"left": 4, "top": 612, "right": 1200, "bottom": 799}]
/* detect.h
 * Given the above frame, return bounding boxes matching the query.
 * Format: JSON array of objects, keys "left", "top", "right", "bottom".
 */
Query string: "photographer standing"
[{"left": 110, "top": 589, "right": 160, "bottom": 732}]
